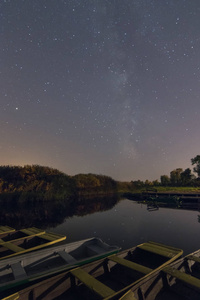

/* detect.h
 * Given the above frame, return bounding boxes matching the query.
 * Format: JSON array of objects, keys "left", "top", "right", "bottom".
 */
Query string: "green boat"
[
  {"left": 3, "top": 241, "right": 183, "bottom": 300},
  {"left": 120, "top": 248, "right": 200, "bottom": 300},
  {"left": 0, "top": 227, "right": 46, "bottom": 244}
]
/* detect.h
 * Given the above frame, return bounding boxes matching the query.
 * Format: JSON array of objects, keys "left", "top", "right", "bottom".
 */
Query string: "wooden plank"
[
  {"left": 71, "top": 268, "right": 115, "bottom": 298},
  {"left": 39, "top": 232, "right": 66, "bottom": 242},
  {"left": 109, "top": 255, "right": 152, "bottom": 275},
  {"left": 0, "top": 226, "right": 15, "bottom": 235},
  {"left": 57, "top": 251, "right": 77, "bottom": 263},
  {"left": 148, "top": 241, "right": 182, "bottom": 254},
  {"left": 2, "top": 243, "right": 24, "bottom": 253},
  {"left": 138, "top": 244, "right": 175, "bottom": 258},
  {"left": 11, "top": 262, "right": 27, "bottom": 280},
  {"left": 20, "top": 227, "right": 45, "bottom": 237},
  {"left": 163, "top": 266, "right": 200, "bottom": 290},
  {"left": 186, "top": 255, "right": 200, "bottom": 264}
]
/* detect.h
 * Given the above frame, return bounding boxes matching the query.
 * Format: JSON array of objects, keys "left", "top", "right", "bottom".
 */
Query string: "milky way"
[{"left": 1, "top": 0, "right": 200, "bottom": 181}]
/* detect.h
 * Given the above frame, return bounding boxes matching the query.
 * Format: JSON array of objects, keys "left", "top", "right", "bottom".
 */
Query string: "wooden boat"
[
  {"left": 0, "top": 237, "right": 120, "bottom": 293},
  {"left": 0, "top": 226, "right": 15, "bottom": 236},
  {"left": 0, "top": 227, "right": 46, "bottom": 244},
  {"left": 2, "top": 241, "right": 183, "bottom": 300},
  {"left": 0, "top": 229, "right": 66, "bottom": 261},
  {"left": 120, "top": 248, "right": 200, "bottom": 300}
]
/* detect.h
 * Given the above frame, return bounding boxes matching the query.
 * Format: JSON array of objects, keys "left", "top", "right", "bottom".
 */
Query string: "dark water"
[
  {"left": 48, "top": 199, "right": 200, "bottom": 256},
  {"left": 1, "top": 197, "right": 199, "bottom": 255}
]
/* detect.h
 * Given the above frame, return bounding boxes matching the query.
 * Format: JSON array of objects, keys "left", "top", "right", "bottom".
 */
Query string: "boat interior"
[{"left": 129, "top": 253, "right": 200, "bottom": 300}]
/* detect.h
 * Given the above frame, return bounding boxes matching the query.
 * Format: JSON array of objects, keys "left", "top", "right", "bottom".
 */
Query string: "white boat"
[{"left": 0, "top": 237, "right": 120, "bottom": 294}]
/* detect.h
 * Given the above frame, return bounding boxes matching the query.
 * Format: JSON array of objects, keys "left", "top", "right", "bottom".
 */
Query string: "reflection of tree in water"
[
  {"left": 74, "top": 196, "right": 120, "bottom": 217},
  {"left": 0, "top": 195, "right": 120, "bottom": 229}
]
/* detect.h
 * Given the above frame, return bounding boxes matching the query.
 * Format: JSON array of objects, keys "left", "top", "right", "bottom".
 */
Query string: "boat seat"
[
  {"left": 21, "top": 228, "right": 45, "bottom": 236},
  {"left": 70, "top": 267, "right": 115, "bottom": 298},
  {"left": 137, "top": 244, "right": 175, "bottom": 258},
  {"left": 11, "top": 262, "right": 27, "bottom": 280},
  {"left": 186, "top": 255, "right": 200, "bottom": 264},
  {"left": 163, "top": 266, "right": 200, "bottom": 290},
  {"left": 40, "top": 232, "right": 66, "bottom": 242},
  {"left": 57, "top": 251, "right": 77, "bottom": 263},
  {"left": 86, "top": 244, "right": 105, "bottom": 255},
  {"left": 109, "top": 255, "right": 152, "bottom": 275}
]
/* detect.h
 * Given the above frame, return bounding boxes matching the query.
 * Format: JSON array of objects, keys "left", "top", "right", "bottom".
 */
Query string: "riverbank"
[{"left": 122, "top": 186, "right": 200, "bottom": 198}]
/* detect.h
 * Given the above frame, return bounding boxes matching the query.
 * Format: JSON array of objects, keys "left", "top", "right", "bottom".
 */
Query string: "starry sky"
[{"left": 1, "top": 0, "right": 200, "bottom": 181}]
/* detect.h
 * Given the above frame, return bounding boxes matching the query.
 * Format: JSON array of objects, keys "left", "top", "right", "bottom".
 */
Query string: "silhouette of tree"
[{"left": 191, "top": 155, "right": 200, "bottom": 178}]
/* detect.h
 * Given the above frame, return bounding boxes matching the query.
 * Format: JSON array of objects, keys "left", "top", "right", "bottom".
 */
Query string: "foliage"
[
  {"left": 180, "top": 168, "right": 194, "bottom": 186},
  {"left": 1, "top": 154, "right": 200, "bottom": 204},
  {"left": 191, "top": 155, "right": 200, "bottom": 177},
  {"left": 73, "top": 173, "right": 118, "bottom": 195},
  {"left": 0, "top": 165, "right": 76, "bottom": 202},
  {"left": 160, "top": 175, "right": 170, "bottom": 186},
  {"left": 0, "top": 165, "right": 119, "bottom": 203}
]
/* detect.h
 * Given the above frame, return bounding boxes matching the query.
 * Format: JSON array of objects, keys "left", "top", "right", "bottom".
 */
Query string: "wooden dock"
[
  {"left": 141, "top": 192, "right": 200, "bottom": 210},
  {"left": 142, "top": 191, "right": 200, "bottom": 198}
]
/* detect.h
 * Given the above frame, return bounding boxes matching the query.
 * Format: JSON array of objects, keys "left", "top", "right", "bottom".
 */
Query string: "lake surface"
[{"left": 48, "top": 199, "right": 200, "bottom": 255}]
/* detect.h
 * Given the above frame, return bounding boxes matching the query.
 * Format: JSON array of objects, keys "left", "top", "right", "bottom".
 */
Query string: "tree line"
[
  {"left": 131, "top": 155, "right": 200, "bottom": 188},
  {"left": 160, "top": 155, "right": 200, "bottom": 186},
  {"left": 0, "top": 165, "right": 118, "bottom": 202},
  {"left": 1, "top": 154, "right": 200, "bottom": 203}
]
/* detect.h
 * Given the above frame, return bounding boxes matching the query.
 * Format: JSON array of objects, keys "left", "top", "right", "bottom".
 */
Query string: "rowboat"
[
  {"left": 0, "top": 226, "right": 15, "bottom": 236},
  {"left": 120, "top": 248, "right": 200, "bottom": 300},
  {"left": 0, "top": 229, "right": 66, "bottom": 261},
  {"left": 0, "top": 237, "right": 120, "bottom": 294},
  {"left": 3, "top": 241, "right": 183, "bottom": 300},
  {"left": 0, "top": 227, "right": 46, "bottom": 244}
]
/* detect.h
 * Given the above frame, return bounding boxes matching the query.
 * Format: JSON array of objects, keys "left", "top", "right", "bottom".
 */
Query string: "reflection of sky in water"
[{"left": 49, "top": 199, "right": 199, "bottom": 255}]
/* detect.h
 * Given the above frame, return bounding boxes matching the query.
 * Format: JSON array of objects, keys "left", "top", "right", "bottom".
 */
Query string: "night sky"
[{"left": 1, "top": 1, "right": 200, "bottom": 181}]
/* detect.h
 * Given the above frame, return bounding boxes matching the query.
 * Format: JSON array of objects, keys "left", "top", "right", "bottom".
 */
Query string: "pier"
[{"left": 141, "top": 191, "right": 200, "bottom": 210}]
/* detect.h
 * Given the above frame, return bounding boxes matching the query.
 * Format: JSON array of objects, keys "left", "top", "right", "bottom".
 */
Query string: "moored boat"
[
  {"left": 0, "top": 229, "right": 66, "bottom": 261},
  {"left": 0, "top": 237, "right": 120, "bottom": 293},
  {"left": 0, "top": 227, "right": 46, "bottom": 244},
  {"left": 120, "top": 248, "right": 200, "bottom": 300},
  {"left": 0, "top": 226, "right": 15, "bottom": 236},
  {"left": 2, "top": 241, "right": 183, "bottom": 299}
]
